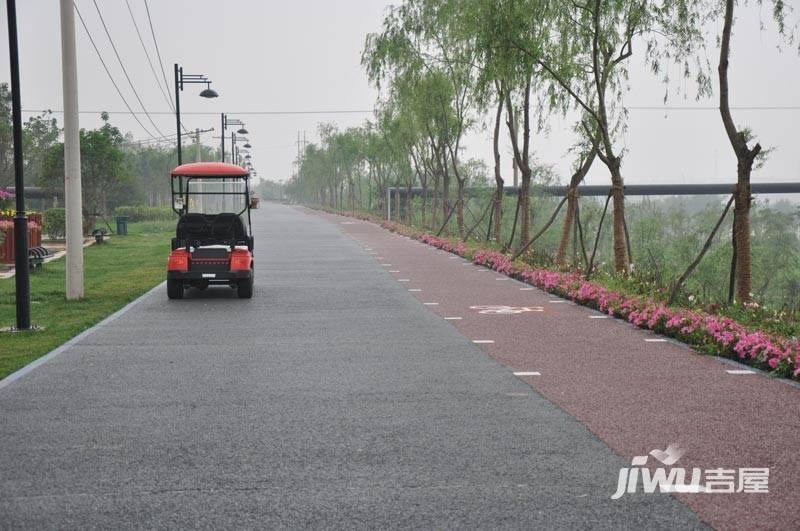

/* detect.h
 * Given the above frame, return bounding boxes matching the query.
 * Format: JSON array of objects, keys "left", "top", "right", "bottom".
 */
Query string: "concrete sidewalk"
[{"left": 0, "top": 204, "right": 702, "bottom": 528}]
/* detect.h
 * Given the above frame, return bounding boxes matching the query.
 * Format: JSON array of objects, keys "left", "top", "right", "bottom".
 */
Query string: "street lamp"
[
  {"left": 174, "top": 63, "right": 217, "bottom": 165},
  {"left": 221, "top": 114, "right": 247, "bottom": 163},
  {"left": 5, "top": 0, "right": 30, "bottom": 329}
]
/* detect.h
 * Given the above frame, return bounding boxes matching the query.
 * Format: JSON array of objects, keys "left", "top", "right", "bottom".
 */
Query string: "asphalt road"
[{"left": 0, "top": 204, "right": 704, "bottom": 529}]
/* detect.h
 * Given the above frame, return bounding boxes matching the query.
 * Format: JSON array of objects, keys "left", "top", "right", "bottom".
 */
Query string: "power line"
[
  {"left": 143, "top": 0, "right": 175, "bottom": 111},
  {"left": 73, "top": 2, "right": 157, "bottom": 139},
  {"left": 91, "top": 0, "right": 166, "bottom": 137},
  {"left": 22, "top": 105, "right": 800, "bottom": 116},
  {"left": 22, "top": 109, "right": 376, "bottom": 115},
  {"left": 124, "top": 0, "right": 174, "bottom": 113}
]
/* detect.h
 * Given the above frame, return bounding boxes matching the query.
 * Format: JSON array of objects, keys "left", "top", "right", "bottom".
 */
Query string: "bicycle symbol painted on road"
[{"left": 470, "top": 305, "right": 544, "bottom": 314}]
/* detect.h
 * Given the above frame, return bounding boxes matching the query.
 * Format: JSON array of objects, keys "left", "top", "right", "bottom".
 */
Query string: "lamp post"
[
  {"left": 5, "top": 0, "right": 30, "bottom": 329},
  {"left": 174, "top": 63, "right": 218, "bottom": 165},
  {"left": 220, "top": 114, "right": 247, "bottom": 163}
]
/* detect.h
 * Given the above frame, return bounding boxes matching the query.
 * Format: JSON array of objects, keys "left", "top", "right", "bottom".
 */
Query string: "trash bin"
[{"left": 115, "top": 216, "right": 129, "bottom": 236}]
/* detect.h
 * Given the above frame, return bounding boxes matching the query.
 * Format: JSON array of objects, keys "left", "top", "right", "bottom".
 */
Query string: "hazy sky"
[{"left": 1, "top": 1, "right": 799, "bottom": 188}]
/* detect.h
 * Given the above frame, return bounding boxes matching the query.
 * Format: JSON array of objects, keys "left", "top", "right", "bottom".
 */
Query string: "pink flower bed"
[{"left": 418, "top": 234, "right": 800, "bottom": 381}]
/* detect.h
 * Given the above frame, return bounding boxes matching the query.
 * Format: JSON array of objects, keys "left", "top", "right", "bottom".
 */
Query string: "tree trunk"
[
  {"left": 718, "top": 0, "right": 759, "bottom": 303},
  {"left": 456, "top": 179, "right": 466, "bottom": 238},
  {"left": 519, "top": 169, "right": 531, "bottom": 251},
  {"left": 608, "top": 158, "right": 629, "bottom": 273},
  {"left": 556, "top": 149, "right": 596, "bottom": 264},
  {"left": 492, "top": 93, "right": 504, "bottom": 241}
]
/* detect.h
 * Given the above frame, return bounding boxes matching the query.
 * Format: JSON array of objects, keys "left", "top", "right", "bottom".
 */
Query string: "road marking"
[
  {"left": 364, "top": 248, "right": 372, "bottom": 251},
  {"left": 645, "top": 338, "right": 668, "bottom": 343},
  {"left": 389, "top": 270, "right": 400, "bottom": 273},
  {"left": 471, "top": 305, "right": 544, "bottom": 314},
  {"left": 473, "top": 340, "right": 495, "bottom": 344},
  {"left": 520, "top": 287, "right": 534, "bottom": 291},
  {"left": 408, "top": 289, "right": 422, "bottom": 292},
  {"left": 514, "top": 371, "right": 541, "bottom": 376},
  {"left": 462, "top": 263, "right": 473, "bottom": 266},
  {"left": 726, "top": 369, "right": 756, "bottom": 375},
  {"left": 449, "top": 256, "right": 459, "bottom": 259},
  {"left": 423, "top": 302, "right": 439, "bottom": 306},
  {"left": 398, "top": 279, "right": 410, "bottom": 282},
  {"left": 444, "top": 316, "right": 462, "bottom": 320},
  {"left": 589, "top": 315, "right": 609, "bottom": 319},
  {"left": 381, "top": 263, "right": 392, "bottom": 267},
  {"left": 548, "top": 300, "right": 567, "bottom": 303},
  {"left": 495, "top": 277, "right": 510, "bottom": 281}
]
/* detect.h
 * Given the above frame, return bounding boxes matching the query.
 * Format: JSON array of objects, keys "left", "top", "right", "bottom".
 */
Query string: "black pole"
[
  {"left": 220, "top": 113, "right": 225, "bottom": 162},
  {"left": 174, "top": 63, "right": 182, "bottom": 165},
  {"left": 232, "top": 132, "right": 236, "bottom": 165},
  {"left": 6, "top": 0, "right": 30, "bottom": 330}
]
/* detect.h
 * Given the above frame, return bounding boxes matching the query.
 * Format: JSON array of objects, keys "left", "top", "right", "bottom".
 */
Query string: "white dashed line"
[
  {"left": 444, "top": 317, "right": 462, "bottom": 320},
  {"left": 381, "top": 263, "right": 392, "bottom": 267},
  {"left": 589, "top": 315, "right": 609, "bottom": 319},
  {"left": 513, "top": 371, "right": 541, "bottom": 376},
  {"left": 408, "top": 289, "right": 422, "bottom": 292},
  {"left": 726, "top": 369, "right": 756, "bottom": 375},
  {"left": 520, "top": 287, "right": 534, "bottom": 291},
  {"left": 389, "top": 270, "right": 400, "bottom": 273},
  {"left": 548, "top": 300, "right": 567, "bottom": 303},
  {"left": 645, "top": 339, "right": 668, "bottom": 343},
  {"left": 398, "top": 279, "right": 410, "bottom": 282},
  {"left": 423, "top": 302, "right": 439, "bottom": 306},
  {"left": 495, "top": 277, "right": 509, "bottom": 281},
  {"left": 473, "top": 340, "right": 495, "bottom": 344}
]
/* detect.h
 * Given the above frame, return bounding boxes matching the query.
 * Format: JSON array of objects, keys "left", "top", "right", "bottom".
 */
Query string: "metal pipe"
[{"left": 388, "top": 182, "right": 800, "bottom": 198}]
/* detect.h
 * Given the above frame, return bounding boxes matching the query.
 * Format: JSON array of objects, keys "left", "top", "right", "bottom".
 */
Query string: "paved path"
[
  {"left": 0, "top": 203, "right": 732, "bottom": 528},
  {"left": 316, "top": 208, "right": 800, "bottom": 530}
]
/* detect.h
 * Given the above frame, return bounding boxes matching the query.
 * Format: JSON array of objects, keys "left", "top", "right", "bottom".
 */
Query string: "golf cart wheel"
[
  {"left": 167, "top": 279, "right": 184, "bottom": 299},
  {"left": 237, "top": 273, "right": 254, "bottom": 299}
]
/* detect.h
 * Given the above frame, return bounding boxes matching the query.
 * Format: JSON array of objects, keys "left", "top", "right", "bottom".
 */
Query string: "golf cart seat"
[{"left": 176, "top": 213, "right": 252, "bottom": 249}]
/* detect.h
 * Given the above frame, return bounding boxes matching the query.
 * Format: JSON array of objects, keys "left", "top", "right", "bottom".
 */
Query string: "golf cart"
[{"left": 166, "top": 162, "right": 255, "bottom": 299}]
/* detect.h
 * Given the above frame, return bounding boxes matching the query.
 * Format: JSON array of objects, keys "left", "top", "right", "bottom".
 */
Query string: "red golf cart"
[{"left": 166, "top": 162, "right": 255, "bottom": 299}]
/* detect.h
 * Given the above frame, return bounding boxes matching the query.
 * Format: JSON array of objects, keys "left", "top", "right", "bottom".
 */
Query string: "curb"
[{"left": 0, "top": 281, "right": 166, "bottom": 391}]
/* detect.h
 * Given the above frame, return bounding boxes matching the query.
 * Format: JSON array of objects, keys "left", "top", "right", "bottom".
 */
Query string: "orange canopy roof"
[{"left": 171, "top": 162, "right": 249, "bottom": 177}]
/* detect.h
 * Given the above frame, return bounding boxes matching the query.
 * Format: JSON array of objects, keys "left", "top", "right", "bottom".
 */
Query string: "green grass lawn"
[{"left": 0, "top": 222, "right": 172, "bottom": 379}]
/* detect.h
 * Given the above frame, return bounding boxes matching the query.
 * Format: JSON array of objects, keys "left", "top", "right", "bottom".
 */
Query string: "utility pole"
[
  {"left": 6, "top": 0, "right": 30, "bottom": 327},
  {"left": 194, "top": 128, "right": 201, "bottom": 162},
  {"left": 60, "top": 0, "right": 84, "bottom": 300}
]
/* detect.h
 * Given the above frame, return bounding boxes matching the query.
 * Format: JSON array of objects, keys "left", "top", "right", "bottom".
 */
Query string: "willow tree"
[
  {"left": 714, "top": 0, "right": 792, "bottom": 302},
  {"left": 363, "top": 0, "right": 477, "bottom": 237}
]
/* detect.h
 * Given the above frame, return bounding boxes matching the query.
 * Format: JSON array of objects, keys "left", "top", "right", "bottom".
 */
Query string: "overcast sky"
[{"left": 1, "top": 1, "right": 798, "bottom": 188}]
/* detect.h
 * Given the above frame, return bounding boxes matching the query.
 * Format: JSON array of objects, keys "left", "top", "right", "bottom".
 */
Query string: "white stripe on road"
[
  {"left": 423, "top": 302, "right": 439, "bottom": 306},
  {"left": 726, "top": 369, "right": 756, "bottom": 375},
  {"left": 513, "top": 371, "right": 541, "bottom": 376},
  {"left": 408, "top": 289, "right": 422, "bottom": 292},
  {"left": 444, "top": 317, "right": 462, "bottom": 320},
  {"left": 589, "top": 315, "right": 609, "bottom": 319},
  {"left": 473, "top": 340, "right": 494, "bottom": 344},
  {"left": 645, "top": 339, "right": 668, "bottom": 343}
]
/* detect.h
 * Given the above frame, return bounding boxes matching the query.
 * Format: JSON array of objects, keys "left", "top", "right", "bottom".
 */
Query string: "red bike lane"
[{"left": 314, "top": 209, "right": 800, "bottom": 530}]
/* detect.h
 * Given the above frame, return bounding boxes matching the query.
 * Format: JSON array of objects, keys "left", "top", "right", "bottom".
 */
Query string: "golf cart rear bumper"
[{"left": 167, "top": 270, "right": 252, "bottom": 282}]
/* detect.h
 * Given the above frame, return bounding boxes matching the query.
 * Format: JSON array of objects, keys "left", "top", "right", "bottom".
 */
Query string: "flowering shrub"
[{"left": 315, "top": 205, "right": 800, "bottom": 381}]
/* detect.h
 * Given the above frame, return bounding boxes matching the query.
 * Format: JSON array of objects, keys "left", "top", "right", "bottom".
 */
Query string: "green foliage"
[
  {"left": 113, "top": 205, "right": 174, "bottom": 222},
  {"left": 43, "top": 207, "right": 66, "bottom": 239}
]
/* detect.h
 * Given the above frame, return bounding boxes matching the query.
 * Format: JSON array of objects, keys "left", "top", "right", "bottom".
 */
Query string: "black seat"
[{"left": 176, "top": 213, "right": 249, "bottom": 248}]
